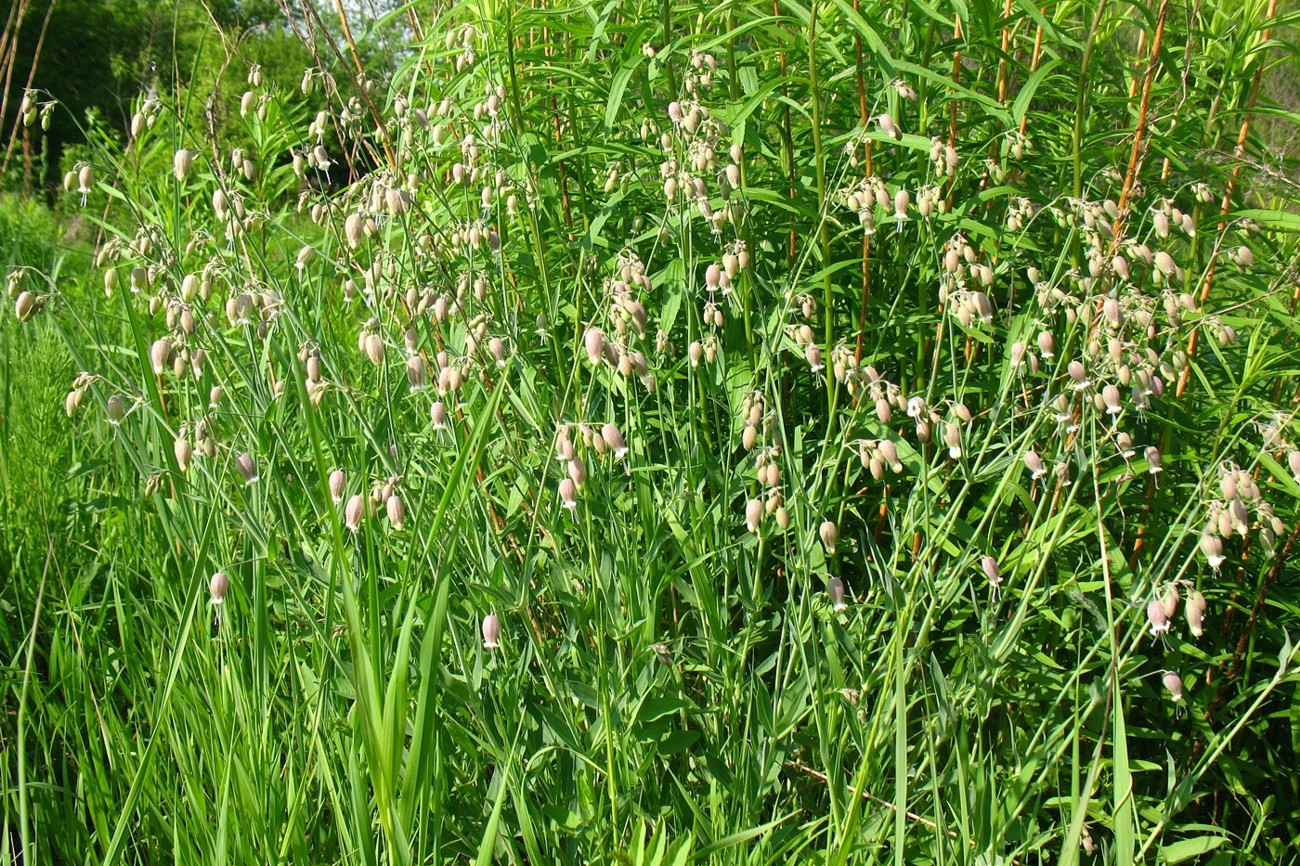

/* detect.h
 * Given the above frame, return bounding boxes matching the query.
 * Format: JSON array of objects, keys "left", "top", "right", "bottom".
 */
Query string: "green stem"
[
  {"left": 1073, "top": 0, "right": 1109, "bottom": 198},
  {"left": 808, "top": 2, "right": 832, "bottom": 412}
]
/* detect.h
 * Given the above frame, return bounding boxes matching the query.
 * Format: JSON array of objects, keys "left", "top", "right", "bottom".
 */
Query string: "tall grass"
[{"left": 4, "top": 0, "right": 1300, "bottom": 863}]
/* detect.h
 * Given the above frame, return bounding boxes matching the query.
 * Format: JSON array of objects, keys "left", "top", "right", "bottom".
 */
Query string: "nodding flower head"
[
  {"left": 558, "top": 478, "right": 578, "bottom": 509},
  {"left": 819, "top": 520, "right": 838, "bottom": 555},
  {"left": 430, "top": 401, "right": 448, "bottom": 430},
  {"left": 344, "top": 493, "right": 366, "bottom": 532},
  {"left": 236, "top": 452, "right": 258, "bottom": 484},
  {"left": 804, "top": 342, "right": 824, "bottom": 372},
  {"left": 1185, "top": 590, "right": 1207, "bottom": 638},
  {"left": 601, "top": 423, "right": 628, "bottom": 459},
  {"left": 481, "top": 613, "right": 501, "bottom": 649},
  {"left": 1147, "top": 599, "right": 1170, "bottom": 637},
  {"left": 106, "top": 393, "right": 127, "bottom": 424},
  {"left": 209, "top": 571, "right": 230, "bottom": 604},
  {"left": 386, "top": 494, "right": 405, "bottom": 530},
  {"left": 1161, "top": 584, "right": 1180, "bottom": 620},
  {"left": 329, "top": 469, "right": 346, "bottom": 503},
  {"left": 981, "top": 555, "right": 1001, "bottom": 587},
  {"left": 173, "top": 148, "right": 193, "bottom": 181},
  {"left": 1023, "top": 450, "right": 1046, "bottom": 480},
  {"left": 745, "top": 497, "right": 763, "bottom": 533},
  {"left": 584, "top": 327, "right": 605, "bottom": 365},
  {"left": 877, "top": 113, "right": 901, "bottom": 140},
  {"left": 1145, "top": 446, "right": 1162, "bottom": 475},
  {"left": 827, "top": 577, "right": 847, "bottom": 612},
  {"left": 1162, "top": 670, "right": 1184, "bottom": 702}
]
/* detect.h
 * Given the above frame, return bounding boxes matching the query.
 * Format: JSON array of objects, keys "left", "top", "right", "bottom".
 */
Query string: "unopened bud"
[
  {"left": 1162, "top": 670, "right": 1184, "bottom": 702},
  {"left": 482, "top": 613, "right": 501, "bottom": 649},
  {"left": 981, "top": 555, "right": 1001, "bottom": 586},
  {"left": 827, "top": 577, "right": 847, "bottom": 611},
  {"left": 386, "top": 494, "right": 405, "bottom": 530},
  {"left": 174, "top": 148, "right": 193, "bottom": 181},
  {"left": 235, "top": 452, "right": 258, "bottom": 484},
  {"left": 209, "top": 571, "right": 230, "bottom": 604},
  {"left": 345, "top": 493, "right": 366, "bottom": 531},
  {"left": 819, "top": 520, "right": 838, "bottom": 555},
  {"left": 1147, "top": 599, "right": 1170, "bottom": 636}
]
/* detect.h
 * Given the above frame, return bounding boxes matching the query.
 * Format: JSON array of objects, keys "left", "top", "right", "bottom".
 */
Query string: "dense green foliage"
[
  {"left": 3, "top": 0, "right": 1300, "bottom": 863},
  {"left": 0, "top": 0, "right": 323, "bottom": 193}
]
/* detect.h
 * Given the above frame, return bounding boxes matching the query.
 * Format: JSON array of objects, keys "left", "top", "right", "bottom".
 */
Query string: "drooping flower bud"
[
  {"left": 893, "top": 188, "right": 910, "bottom": 221},
  {"left": 981, "top": 555, "right": 1001, "bottom": 587},
  {"left": 173, "top": 148, "right": 193, "bottom": 181},
  {"left": 876, "top": 112, "right": 901, "bottom": 140},
  {"left": 345, "top": 493, "right": 366, "bottom": 531},
  {"left": 430, "top": 401, "right": 448, "bottom": 430},
  {"left": 235, "top": 452, "right": 258, "bottom": 484},
  {"left": 1145, "top": 446, "right": 1162, "bottom": 475},
  {"left": 1161, "top": 584, "right": 1180, "bottom": 619},
  {"left": 1147, "top": 599, "right": 1170, "bottom": 636},
  {"left": 150, "top": 337, "right": 172, "bottom": 375},
  {"left": 488, "top": 337, "right": 506, "bottom": 366},
  {"left": 14, "top": 291, "right": 36, "bottom": 322},
  {"left": 1185, "top": 590, "right": 1207, "bottom": 638},
  {"left": 827, "top": 577, "right": 847, "bottom": 612},
  {"left": 174, "top": 436, "right": 192, "bottom": 471},
  {"left": 482, "top": 613, "right": 501, "bottom": 649},
  {"left": 819, "top": 520, "right": 838, "bottom": 555},
  {"left": 584, "top": 327, "right": 605, "bottom": 365},
  {"left": 745, "top": 497, "right": 763, "bottom": 533},
  {"left": 386, "top": 493, "right": 405, "bottom": 530},
  {"left": 1024, "top": 450, "right": 1047, "bottom": 480},
  {"left": 1229, "top": 499, "right": 1249, "bottom": 536},
  {"left": 1162, "top": 670, "right": 1184, "bottom": 702},
  {"left": 406, "top": 356, "right": 427, "bottom": 391},
  {"left": 943, "top": 422, "right": 962, "bottom": 459},
  {"left": 365, "top": 333, "right": 385, "bottom": 366},
  {"left": 106, "top": 394, "right": 127, "bottom": 424},
  {"left": 1101, "top": 384, "right": 1122, "bottom": 415},
  {"left": 329, "top": 469, "right": 346, "bottom": 503},
  {"left": 568, "top": 456, "right": 587, "bottom": 487},
  {"left": 1199, "top": 531, "right": 1223, "bottom": 570},
  {"left": 209, "top": 571, "right": 230, "bottom": 604},
  {"left": 602, "top": 423, "right": 628, "bottom": 459},
  {"left": 558, "top": 478, "right": 578, "bottom": 509}
]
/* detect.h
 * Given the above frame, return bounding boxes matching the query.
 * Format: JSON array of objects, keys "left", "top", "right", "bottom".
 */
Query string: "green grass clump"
[{"left": 3, "top": 0, "right": 1300, "bottom": 863}]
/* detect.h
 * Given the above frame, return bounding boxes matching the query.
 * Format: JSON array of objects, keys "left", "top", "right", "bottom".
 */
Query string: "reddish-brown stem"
[
  {"left": 947, "top": 15, "right": 963, "bottom": 151},
  {"left": 996, "top": 0, "right": 1014, "bottom": 104},
  {"left": 1127, "top": 28, "right": 1146, "bottom": 100},
  {"left": 1113, "top": 0, "right": 1169, "bottom": 243},
  {"left": 0, "top": 0, "right": 42, "bottom": 184}
]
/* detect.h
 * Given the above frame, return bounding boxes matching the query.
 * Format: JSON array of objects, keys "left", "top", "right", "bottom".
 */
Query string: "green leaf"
[{"left": 1159, "top": 834, "right": 1227, "bottom": 863}]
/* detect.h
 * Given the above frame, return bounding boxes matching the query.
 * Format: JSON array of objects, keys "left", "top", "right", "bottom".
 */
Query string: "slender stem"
[
  {"left": 1072, "top": 0, "right": 1108, "bottom": 199},
  {"left": 809, "top": 3, "right": 832, "bottom": 385},
  {"left": 1177, "top": 0, "right": 1278, "bottom": 398},
  {"left": 1114, "top": 0, "right": 1169, "bottom": 233}
]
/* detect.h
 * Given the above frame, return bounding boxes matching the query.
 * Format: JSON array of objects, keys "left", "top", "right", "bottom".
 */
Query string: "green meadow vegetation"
[{"left": 3, "top": 0, "right": 1300, "bottom": 862}]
